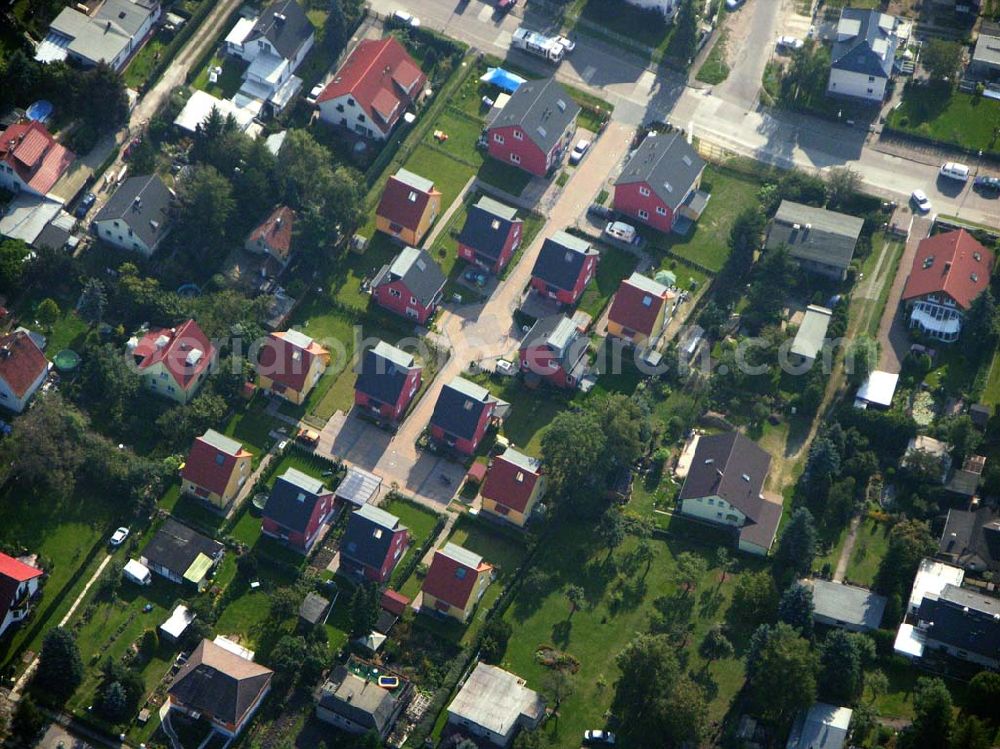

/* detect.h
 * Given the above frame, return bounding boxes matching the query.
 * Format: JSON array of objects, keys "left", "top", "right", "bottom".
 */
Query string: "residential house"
[
  {"left": 786, "top": 703, "right": 853, "bottom": 749},
  {"left": 446, "top": 663, "right": 546, "bottom": 747},
  {"left": 613, "top": 130, "right": 707, "bottom": 234},
  {"left": 0, "top": 330, "right": 50, "bottom": 414},
  {"left": 854, "top": 370, "right": 898, "bottom": 410},
  {"left": 519, "top": 314, "right": 590, "bottom": 389},
  {"left": 905, "top": 558, "right": 965, "bottom": 616},
  {"left": 224, "top": 0, "right": 315, "bottom": 116},
  {"left": 529, "top": 231, "right": 599, "bottom": 306},
  {"left": 0, "top": 121, "right": 75, "bottom": 198},
  {"left": 179, "top": 429, "right": 253, "bottom": 511},
  {"left": 622, "top": 0, "right": 679, "bottom": 20},
  {"left": 317, "top": 36, "right": 426, "bottom": 139},
  {"left": 913, "top": 584, "right": 1000, "bottom": 669},
  {"left": 971, "top": 21, "right": 1000, "bottom": 80},
  {"left": 421, "top": 543, "right": 493, "bottom": 622},
  {"left": 480, "top": 448, "right": 546, "bottom": 527},
  {"left": 790, "top": 305, "right": 833, "bottom": 366},
  {"left": 486, "top": 76, "right": 580, "bottom": 177},
  {"left": 92, "top": 174, "right": 173, "bottom": 256},
  {"left": 827, "top": 9, "right": 899, "bottom": 102},
  {"left": 168, "top": 639, "right": 273, "bottom": 738},
  {"left": 800, "top": 579, "right": 887, "bottom": 632},
  {"left": 901, "top": 229, "right": 994, "bottom": 342},
  {"left": 429, "top": 376, "right": 507, "bottom": 456},
  {"left": 262, "top": 468, "right": 335, "bottom": 553},
  {"left": 375, "top": 169, "right": 442, "bottom": 246},
  {"left": 140, "top": 518, "right": 225, "bottom": 588},
  {"left": 0, "top": 553, "right": 43, "bottom": 638},
  {"left": 339, "top": 504, "right": 410, "bottom": 583},
  {"left": 970, "top": 403, "right": 992, "bottom": 429},
  {"left": 903, "top": 435, "right": 952, "bottom": 484},
  {"left": 456, "top": 195, "right": 523, "bottom": 275},
  {"left": 256, "top": 330, "right": 329, "bottom": 405},
  {"left": 245, "top": 205, "right": 295, "bottom": 267},
  {"left": 939, "top": 505, "right": 1000, "bottom": 575},
  {"left": 370, "top": 245, "right": 446, "bottom": 325},
  {"left": 677, "top": 432, "right": 783, "bottom": 556},
  {"left": 354, "top": 340, "right": 422, "bottom": 425},
  {"left": 35, "top": 0, "right": 161, "bottom": 71},
  {"left": 299, "top": 592, "right": 332, "bottom": 628},
  {"left": 766, "top": 201, "right": 864, "bottom": 281},
  {"left": 606, "top": 272, "right": 674, "bottom": 347},
  {"left": 127, "top": 319, "right": 215, "bottom": 404},
  {"left": 315, "top": 663, "right": 408, "bottom": 739}
]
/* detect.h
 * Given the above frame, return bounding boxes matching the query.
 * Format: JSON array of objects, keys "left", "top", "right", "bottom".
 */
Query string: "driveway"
[
  {"left": 713, "top": 0, "right": 785, "bottom": 108},
  {"left": 877, "top": 214, "right": 932, "bottom": 373}
]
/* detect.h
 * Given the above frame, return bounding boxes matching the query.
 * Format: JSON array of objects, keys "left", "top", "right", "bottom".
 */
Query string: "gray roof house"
[
  {"left": 530, "top": 231, "right": 598, "bottom": 293},
  {"left": 430, "top": 377, "right": 507, "bottom": 446},
  {"left": 36, "top": 0, "right": 161, "bottom": 71},
  {"left": 93, "top": 174, "right": 173, "bottom": 257},
  {"left": 315, "top": 664, "right": 408, "bottom": 739},
  {"left": 140, "top": 518, "right": 224, "bottom": 587},
  {"left": 488, "top": 76, "right": 580, "bottom": 170},
  {"left": 790, "top": 305, "right": 834, "bottom": 364},
  {"left": 456, "top": 195, "right": 522, "bottom": 271},
  {"left": 372, "top": 245, "right": 447, "bottom": 310},
  {"left": 446, "top": 663, "right": 546, "bottom": 747},
  {"left": 971, "top": 21, "right": 1000, "bottom": 80},
  {"left": 827, "top": 9, "right": 899, "bottom": 102},
  {"left": 785, "top": 703, "right": 853, "bottom": 749},
  {"left": 614, "top": 130, "right": 707, "bottom": 213},
  {"left": 767, "top": 201, "right": 864, "bottom": 281},
  {"left": 914, "top": 584, "right": 1000, "bottom": 669},
  {"left": 939, "top": 505, "right": 1000, "bottom": 575},
  {"left": 520, "top": 314, "right": 590, "bottom": 388},
  {"left": 802, "top": 579, "right": 887, "bottom": 632}
]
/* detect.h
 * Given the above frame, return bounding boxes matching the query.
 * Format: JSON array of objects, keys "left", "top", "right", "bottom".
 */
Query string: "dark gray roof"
[
  {"left": 530, "top": 231, "right": 597, "bottom": 292},
  {"left": 299, "top": 592, "right": 331, "bottom": 625},
  {"left": 767, "top": 200, "right": 864, "bottom": 272},
  {"left": 247, "top": 0, "right": 313, "bottom": 61},
  {"left": 341, "top": 504, "right": 405, "bottom": 571},
  {"left": 456, "top": 196, "right": 521, "bottom": 263},
  {"left": 522, "top": 314, "right": 589, "bottom": 375},
  {"left": 489, "top": 76, "right": 580, "bottom": 153},
  {"left": 805, "top": 579, "right": 887, "bottom": 630},
  {"left": 317, "top": 666, "right": 399, "bottom": 736},
  {"left": 917, "top": 584, "right": 1000, "bottom": 658},
  {"left": 373, "top": 246, "right": 446, "bottom": 308},
  {"left": 355, "top": 341, "right": 417, "bottom": 407},
  {"left": 678, "top": 432, "right": 772, "bottom": 521},
  {"left": 263, "top": 468, "right": 330, "bottom": 534},
  {"left": 830, "top": 9, "right": 898, "bottom": 79},
  {"left": 93, "top": 174, "right": 172, "bottom": 250},
  {"left": 142, "top": 518, "right": 224, "bottom": 578},
  {"left": 431, "top": 377, "right": 496, "bottom": 441},
  {"left": 614, "top": 131, "right": 705, "bottom": 210},
  {"left": 939, "top": 506, "right": 1000, "bottom": 573}
]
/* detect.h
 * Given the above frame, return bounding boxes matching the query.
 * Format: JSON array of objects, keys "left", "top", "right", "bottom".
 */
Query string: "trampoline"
[
  {"left": 479, "top": 67, "right": 526, "bottom": 93},
  {"left": 26, "top": 100, "right": 54, "bottom": 124},
  {"left": 177, "top": 283, "right": 201, "bottom": 298},
  {"left": 53, "top": 349, "right": 80, "bottom": 373}
]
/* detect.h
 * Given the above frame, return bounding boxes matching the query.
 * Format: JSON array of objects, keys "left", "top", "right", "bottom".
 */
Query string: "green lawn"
[
  {"left": 981, "top": 348, "right": 1000, "bottom": 406},
  {"left": 569, "top": 0, "right": 677, "bottom": 62},
  {"left": 470, "top": 374, "right": 577, "bottom": 456},
  {"left": 122, "top": 30, "right": 170, "bottom": 89},
  {"left": 886, "top": 84, "right": 1000, "bottom": 156},
  {"left": 696, "top": 29, "right": 730, "bottom": 85},
  {"left": 843, "top": 518, "right": 892, "bottom": 588},
  {"left": 385, "top": 497, "right": 439, "bottom": 548},
  {"left": 577, "top": 244, "right": 639, "bottom": 319},
  {"left": 213, "top": 557, "right": 301, "bottom": 657},
  {"left": 223, "top": 399, "right": 276, "bottom": 456},
  {"left": 191, "top": 54, "right": 248, "bottom": 100},
  {"left": 17, "top": 295, "right": 89, "bottom": 354}
]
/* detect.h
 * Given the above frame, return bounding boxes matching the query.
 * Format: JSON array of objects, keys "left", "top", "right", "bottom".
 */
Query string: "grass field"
[
  {"left": 223, "top": 399, "right": 276, "bottom": 456},
  {"left": 843, "top": 518, "right": 892, "bottom": 588},
  {"left": 122, "top": 31, "right": 170, "bottom": 89},
  {"left": 886, "top": 84, "right": 1000, "bottom": 156},
  {"left": 191, "top": 55, "right": 247, "bottom": 100},
  {"left": 386, "top": 497, "right": 441, "bottom": 595},
  {"left": 577, "top": 244, "right": 639, "bottom": 319},
  {"left": 470, "top": 374, "right": 577, "bottom": 456}
]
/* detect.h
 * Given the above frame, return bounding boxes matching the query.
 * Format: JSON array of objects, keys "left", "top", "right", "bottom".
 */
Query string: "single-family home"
[
  {"left": 901, "top": 229, "right": 994, "bottom": 343},
  {"left": 790, "top": 305, "right": 834, "bottom": 367},
  {"left": 456, "top": 196, "right": 523, "bottom": 275},
  {"left": 786, "top": 703, "right": 853, "bottom": 749},
  {"left": 35, "top": 0, "right": 161, "bottom": 71},
  {"left": 340, "top": 504, "right": 410, "bottom": 583},
  {"left": 0, "top": 121, "right": 75, "bottom": 198},
  {"left": 180, "top": 429, "right": 253, "bottom": 511},
  {"left": 168, "top": 639, "right": 273, "bottom": 738},
  {"left": 140, "top": 518, "right": 225, "bottom": 588},
  {"left": 315, "top": 662, "right": 409, "bottom": 739},
  {"left": 912, "top": 583, "right": 1000, "bottom": 669},
  {"left": 480, "top": 448, "right": 546, "bottom": 527},
  {"left": 370, "top": 245, "right": 446, "bottom": 325},
  {"left": 317, "top": 36, "right": 426, "bottom": 139},
  {"left": 970, "top": 21, "right": 1000, "bottom": 81},
  {"left": 529, "top": 231, "right": 599, "bottom": 306},
  {"left": 613, "top": 130, "right": 707, "bottom": 234},
  {"left": 854, "top": 370, "right": 898, "bottom": 410},
  {"left": 429, "top": 376, "right": 506, "bottom": 455},
  {"left": 256, "top": 330, "right": 329, "bottom": 405},
  {"left": 446, "top": 662, "right": 546, "bottom": 747},
  {"left": 127, "top": 319, "right": 215, "bottom": 404},
  {"left": 519, "top": 314, "right": 590, "bottom": 389},
  {"left": 375, "top": 169, "right": 442, "bottom": 246},
  {"left": 354, "top": 340, "right": 422, "bottom": 425},
  {"left": 800, "top": 579, "right": 887, "bottom": 632},
  {"left": 606, "top": 272, "right": 674, "bottom": 347},
  {"left": 939, "top": 505, "right": 1000, "bottom": 575},
  {"left": 0, "top": 553, "right": 44, "bottom": 638},
  {"left": 487, "top": 76, "right": 580, "bottom": 177},
  {"left": 946, "top": 454, "right": 986, "bottom": 498},
  {"left": 92, "top": 174, "right": 173, "bottom": 256},
  {"left": 766, "top": 201, "right": 864, "bottom": 281},
  {"left": 421, "top": 543, "right": 493, "bottom": 622},
  {"left": 677, "top": 432, "right": 783, "bottom": 556},
  {"left": 245, "top": 205, "right": 295, "bottom": 267},
  {"left": 903, "top": 435, "right": 952, "bottom": 484},
  {"left": 262, "top": 468, "right": 335, "bottom": 553},
  {"left": 827, "top": 9, "right": 899, "bottom": 102},
  {"left": 0, "top": 330, "right": 50, "bottom": 414}
]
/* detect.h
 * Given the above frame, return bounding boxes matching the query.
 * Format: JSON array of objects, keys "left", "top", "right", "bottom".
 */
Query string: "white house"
[
  {"left": 92, "top": 174, "right": 173, "bottom": 256},
  {"left": 35, "top": 0, "right": 161, "bottom": 71},
  {"left": 0, "top": 553, "right": 44, "bottom": 638},
  {"left": 827, "top": 9, "right": 899, "bottom": 102},
  {"left": 0, "top": 330, "right": 50, "bottom": 414}
]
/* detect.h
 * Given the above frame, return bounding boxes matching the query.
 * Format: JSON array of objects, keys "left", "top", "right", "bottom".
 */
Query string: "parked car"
[
  {"left": 569, "top": 139, "right": 591, "bottom": 165},
  {"left": 110, "top": 527, "right": 130, "bottom": 547},
  {"left": 584, "top": 730, "right": 616, "bottom": 745},
  {"left": 391, "top": 9, "right": 420, "bottom": 27},
  {"left": 296, "top": 427, "right": 320, "bottom": 445},
  {"left": 725, "top": 0, "right": 743, "bottom": 8},
  {"left": 939, "top": 162, "right": 970, "bottom": 182},
  {"left": 973, "top": 175, "right": 1000, "bottom": 194},
  {"left": 605, "top": 220, "right": 639, "bottom": 244},
  {"left": 553, "top": 34, "right": 576, "bottom": 53},
  {"left": 305, "top": 83, "right": 324, "bottom": 105},
  {"left": 587, "top": 203, "right": 613, "bottom": 221},
  {"left": 911, "top": 189, "right": 932, "bottom": 213},
  {"left": 776, "top": 35, "right": 803, "bottom": 51},
  {"left": 496, "top": 0, "right": 516, "bottom": 12},
  {"left": 75, "top": 192, "right": 96, "bottom": 218}
]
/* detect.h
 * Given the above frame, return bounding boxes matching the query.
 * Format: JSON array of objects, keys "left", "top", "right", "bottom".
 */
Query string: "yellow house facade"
[
  {"left": 375, "top": 169, "right": 442, "bottom": 246},
  {"left": 421, "top": 543, "right": 493, "bottom": 623},
  {"left": 180, "top": 430, "right": 253, "bottom": 511},
  {"left": 256, "top": 330, "right": 330, "bottom": 405},
  {"left": 479, "top": 448, "right": 546, "bottom": 528}
]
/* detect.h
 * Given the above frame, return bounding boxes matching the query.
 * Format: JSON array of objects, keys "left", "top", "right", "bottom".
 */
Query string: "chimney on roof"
[{"left": 944, "top": 261, "right": 952, "bottom": 271}]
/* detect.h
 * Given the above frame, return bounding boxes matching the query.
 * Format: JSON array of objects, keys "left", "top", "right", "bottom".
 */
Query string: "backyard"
[
  {"left": 886, "top": 83, "right": 1000, "bottom": 156},
  {"left": 576, "top": 244, "right": 639, "bottom": 319}
]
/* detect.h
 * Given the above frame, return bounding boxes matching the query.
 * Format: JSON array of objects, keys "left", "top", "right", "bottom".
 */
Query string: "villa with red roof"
[
  {"left": 0, "top": 121, "right": 75, "bottom": 197},
  {"left": 480, "top": 448, "right": 546, "bottom": 528},
  {"left": 606, "top": 272, "right": 674, "bottom": 347},
  {"left": 375, "top": 169, "right": 442, "bottom": 246},
  {"left": 256, "top": 330, "right": 330, "bottom": 405},
  {"left": 0, "top": 330, "right": 50, "bottom": 414},
  {"left": 128, "top": 320, "right": 215, "bottom": 404},
  {"left": 0, "top": 552, "right": 43, "bottom": 638},
  {"left": 246, "top": 205, "right": 295, "bottom": 267},
  {"left": 180, "top": 430, "right": 253, "bottom": 511},
  {"left": 420, "top": 543, "right": 493, "bottom": 622},
  {"left": 901, "top": 229, "right": 995, "bottom": 343},
  {"left": 316, "top": 36, "right": 426, "bottom": 140}
]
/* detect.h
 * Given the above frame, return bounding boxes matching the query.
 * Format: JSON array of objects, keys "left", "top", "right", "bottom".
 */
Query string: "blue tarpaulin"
[{"left": 479, "top": 67, "right": 526, "bottom": 93}]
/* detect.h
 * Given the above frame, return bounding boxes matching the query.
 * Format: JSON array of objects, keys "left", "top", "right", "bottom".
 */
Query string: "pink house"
[
  {"left": 370, "top": 245, "right": 446, "bottom": 325},
  {"left": 340, "top": 504, "right": 409, "bottom": 583},
  {"left": 456, "top": 195, "right": 523, "bottom": 275},
  {"left": 429, "top": 377, "right": 507, "bottom": 456},
  {"left": 354, "top": 340, "right": 422, "bottom": 425},
  {"left": 529, "top": 231, "right": 599, "bottom": 306}
]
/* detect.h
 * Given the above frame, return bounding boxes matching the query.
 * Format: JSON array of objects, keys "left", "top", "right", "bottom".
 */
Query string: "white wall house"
[
  {"left": 827, "top": 9, "right": 898, "bottom": 102},
  {"left": 679, "top": 495, "right": 746, "bottom": 527},
  {"left": 0, "top": 331, "right": 50, "bottom": 414},
  {"left": 0, "top": 556, "right": 43, "bottom": 638}
]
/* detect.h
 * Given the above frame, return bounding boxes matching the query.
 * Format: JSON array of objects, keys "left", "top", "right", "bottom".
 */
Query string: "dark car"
[
  {"left": 497, "top": 0, "right": 516, "bottom": 13},
  {"left": 74, "top": 192, "right": 96, "bottom": 218},
  {"left": 974, "top": 175, "right": 1000, "bottom": 194},
  {"left": 587, "top": 203, "right": 613, "bottom": 221}
]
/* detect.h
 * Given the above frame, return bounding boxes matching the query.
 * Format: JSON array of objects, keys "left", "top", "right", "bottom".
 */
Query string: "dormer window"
[
  {"left": 513, "top": 129, "right": 523, "bottom": 140},
  {"left": 455, "top": 567, "right": 467, "bottom": 579}
]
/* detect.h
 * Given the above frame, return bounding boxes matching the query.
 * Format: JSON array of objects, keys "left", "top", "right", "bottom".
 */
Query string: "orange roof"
[
  {"left": 902, "top": 230, "right": 994, "bottom": 311},
  {"left": 132, "top": 319, "right": 214, "bottom": 391},
  {"left": 0, "top": 331, "right": 48, "bottom": 398},
  {"left": 0, "top": 121, "right": 75, "bottom": 195},
  {"left": 247, "top": 205, "right": 295, "bottom": 259}
]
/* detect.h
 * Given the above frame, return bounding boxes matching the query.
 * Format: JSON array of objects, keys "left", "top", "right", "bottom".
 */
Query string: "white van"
[
  {"left": 605, "top": 221, "right": 637, "bottom": 244},
  {"left": 939, "top": 162, "right": 970, "bottom": 182}
]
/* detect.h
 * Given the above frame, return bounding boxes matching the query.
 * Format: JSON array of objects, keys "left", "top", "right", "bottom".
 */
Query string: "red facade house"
[
  {"left": 606, "top": 272, "right": 674, "bottom": 345},
  {"left": 421, "top": 543, "right": 493, "bottom": 621},
  {"left": 354, "top": 340, "right": 422, "bottom": 424},
  {"left": 429, "top": 376, "right": 506, "bottom": 456},
  {"left": 529, "top": 231, "right": 599, "bottom": 306},
  {"left": 339, "top": 504, "right": 410, "bottom": 583},
  {"left": 519, "top": 314, "right": 590, "bottom": 389},
  {"left": 486, "top": 77, "right": 580, "bottom": 177},
  {"left": 370, "top": 245, "right": 447, "bottom": 325},
  {"left": 456, "top": 195, "right": 523, "bottom": 275},
  {"left": 0, "top": 120, "right": 75, "bottom": 197},
  {"left": 480, "top": 448, "right": 545, "bottom": 523},
  {"left": 613, "top": 130, "right": 706, "bottom": 233},
  {"left": 261, "top": 468, "right": 336, "bottom": 553}
]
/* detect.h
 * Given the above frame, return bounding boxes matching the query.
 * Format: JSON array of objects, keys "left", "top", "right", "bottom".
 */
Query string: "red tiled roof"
[
  {"left": 132, "top": 319, "right": 215, "bottom": 391},
  {"left": 466, "top": 462, "right": 488, "bottom": 484},
  {"left": 481, "top": 454, "right": 541, "bottom": 514},
  {"left": 0, "top": 121, "right": 75, "bottom": 195},
  {"left": 422, "top": 547, "right": 492, "bottom": 610},
  {"left": 0, "top": 552, "right": 42, "bottom": 623},
  {"left": 247, "top": 205, "right": 295, "bottom": 259},
  {"left": 381, "top": 589, "right": 410, "bottom": 617},
  {"left": 256, "top": 331, "right": 328, "bottom": 393},
  {"left": 316, "top": 37, "right": 426, "bottom": 133},
  {"left": 180, "top": 432, "right": 251, "bottom": 497},
  {"left": 607, "top": 276, "right": 671, "bottom": 337},
  {"left": 902, "top": 230, "right": 994, "bottom": 311},
  {"left": 376, "top": 173, "right": 438, "bottom": 231},
  {"left": 0, "top": 331, "right": 48, "bottom": 398}
]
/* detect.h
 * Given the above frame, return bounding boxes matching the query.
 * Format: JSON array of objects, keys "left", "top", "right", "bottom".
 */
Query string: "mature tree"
[
  {"left": 865, "top": 668, "right": 889, "bottom": 705},
  {"left": 174, "top": 164, "right": 236, "bottom": 264},
  {"left": 668, "top": 0, "right": 700, "bottom": 64},
  {"left": 96, "top": 681, "right": 130, "bottom": 723},
  {"left": 479, "top": 617, "right": 513, "bottom": 664},
  {"left": 78, "top": 278, "right": 108, "bottom": 324},
  {"left": 719, "top": 207, "right": 766, "bottom": 295},
  {"left": 825, "top": 167, "right": 861, "bottom": 211},
  {"left": 845, "top": 336, "right": 879, "bottom": 386},
  {"left": 350, "top": 582, "right": 380, "bottom": 637},
  {"left": 745, "top": 248, "right": 796, "bottom": 332},
  {"left": 565, "top": 584, "right": 584, "bottom": 618},
  {"left": 875, "top": 519, "right": 935, "bottom": 599},
  {"left": 804, "top": 433, "right": 841, "bottom": 501},
  {"left": 588, "top": 394, "right": 650, "bottom": 470},
  {"left": 10, "top": 695, "right": 46, "bottom": 745},
  {"left": 777, "top": 584, "right": 814, "bottom": 637},
  {"left": 715, "top": 546, "right": 734, "bottom": 584},
  {"left": 632, "top": 538, "right": 655, "bottom": 577},
  {"left": 82, "top": 343, "right": 141, "bottom": 427},
  {"left": 698, "top": 624, "right": 734, "bottom": 664},
  {"left": 730, "top": 570, "right": 779, "bottom": 629},
  {"left": 35, "top": 627, "right": 84, "bottom": 699},
  {"left": 35, "top": 298, "right": 60, "bottom": 328},
  {"left": 966, "top": 671, "right": 1000, "bottom": 723},
  {"left": 1, "top": 393, "right": 88, "bottom": 494},
  {"left": 0, "top": 238, "right": 29, "bottom": 293},
  {"left": 155, "top": 391, "right": 229, "bottom": 450},
  {"left": 775, "top": 508, "right": 818, "bottom": 577},
  {"left": 825, "top": 477, "right": 858, "bottom": 528},
  {"left": 269, "top": 634, "right": 326, "bottom": 686},
  {"left": 938, "top": 414, "right": 982, "bottom": 467},
  {"left": 901, "top": 678, "right": 954, "bottom": 749},
  {"left": 783, "top": 43, "right": 831, "bottom": 102},
  {"left": 745, "top": 623, "right": 818, "bottom": 726},
  {"left": 922, "top": 40, "right": 963, "bottom": 81},
  {"left": 599, "top": 508, "right": 626, "bottom": 556},
  {"left": 269, "top": 586, "right": 302, "bottom": 621},
  {"left": 820, "top": 631, "right": 874, "bottom": 705},
  {"left": 75, "top": 62, "right": 129, "bottom": 133},
  {"left": 963, "top": 289, "right": 1000, "bottom": 358},
  {"left": 675, "top": 551, "right": 708, "bottom": 596},
  {"left": 951, "top": 717, "right": 992, "bottom": 749},
  {"left": 541, "top": 409, "right": 607, "bottom": 494}
]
